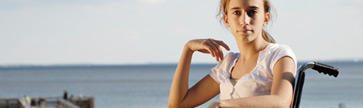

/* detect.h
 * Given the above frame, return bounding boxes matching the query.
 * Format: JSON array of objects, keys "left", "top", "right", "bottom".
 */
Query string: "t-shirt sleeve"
[
  {"left": 270, "top": 45, "right": 297, "bottom": 72},
  {"left": 208, "top": 52, "right": 234, "bottom": 84},
  {"left": 209, "top": 60, "right": 223, "bottom": 84}
]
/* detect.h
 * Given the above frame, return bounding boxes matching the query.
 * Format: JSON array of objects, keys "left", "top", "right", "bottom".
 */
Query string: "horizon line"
[{"left": 0, "top": 59, "right": 361, "bottom": 68}]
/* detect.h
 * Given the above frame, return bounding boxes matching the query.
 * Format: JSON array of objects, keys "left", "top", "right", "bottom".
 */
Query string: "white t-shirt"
[{"left": 209, "top": 43, "right": 297, "bottom": 100}]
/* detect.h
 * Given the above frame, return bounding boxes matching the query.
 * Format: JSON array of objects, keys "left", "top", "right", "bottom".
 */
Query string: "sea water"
[{"left": 0, "top": 61, "right": 362, "bottom": 108}]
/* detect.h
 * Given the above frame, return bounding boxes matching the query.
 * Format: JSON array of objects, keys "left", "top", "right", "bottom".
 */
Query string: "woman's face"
[{"left": 224, "top": 0, "right": 270, "bottom": 43}]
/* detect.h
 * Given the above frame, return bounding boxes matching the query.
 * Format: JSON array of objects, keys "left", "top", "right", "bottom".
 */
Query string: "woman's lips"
[{"left": 237, "top": 29, "right": 252, "bottom": 33}]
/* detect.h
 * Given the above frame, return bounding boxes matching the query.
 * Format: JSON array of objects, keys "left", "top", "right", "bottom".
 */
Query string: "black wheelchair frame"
[{"left": 292, "top": 62, "right": 339, "bottom": 108}]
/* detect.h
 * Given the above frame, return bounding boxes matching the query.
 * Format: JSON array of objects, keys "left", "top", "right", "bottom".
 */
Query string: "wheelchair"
[{"left": 292, "top": 62, "right": 339, "bottom": 108}]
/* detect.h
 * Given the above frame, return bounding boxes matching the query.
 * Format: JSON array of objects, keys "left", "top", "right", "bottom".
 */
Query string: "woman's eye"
[
  {"left": 247, "top": 10, "right": 257, "bottom": 17},
  {"left": 233, "top": 11, "right": 241, "bottom": 15}
]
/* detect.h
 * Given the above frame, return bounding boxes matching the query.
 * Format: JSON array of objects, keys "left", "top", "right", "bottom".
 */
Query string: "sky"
[{"left": 0, "top": 0, "right": 362, "bottom": 65}]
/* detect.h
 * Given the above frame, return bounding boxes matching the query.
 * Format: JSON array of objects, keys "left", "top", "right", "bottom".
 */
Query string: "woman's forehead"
[{"left": 228, "top": 0, "right": 264, "bottom": 9}]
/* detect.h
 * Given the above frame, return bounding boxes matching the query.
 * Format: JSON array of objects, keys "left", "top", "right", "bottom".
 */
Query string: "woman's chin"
[{"left": 234, "top": 35, "right": 257, "bottom": 43}]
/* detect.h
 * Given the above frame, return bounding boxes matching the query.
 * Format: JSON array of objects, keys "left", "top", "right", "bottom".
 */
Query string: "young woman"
[{"left": 168, "top": 0, "right": 297, "bottom": 107}]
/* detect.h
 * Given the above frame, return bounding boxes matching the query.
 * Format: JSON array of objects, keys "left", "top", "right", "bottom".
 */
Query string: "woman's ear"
[
  {"left": 223, "top": 15, "right": 230, "bottom": 27},
  {"left": 263, "top": 13, "right": 271, "bottom": 26}
]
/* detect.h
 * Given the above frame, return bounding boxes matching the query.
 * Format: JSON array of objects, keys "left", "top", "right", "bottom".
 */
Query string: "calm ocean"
[{"left": 0, "top": 61, "right": 362, "bottom": 108}]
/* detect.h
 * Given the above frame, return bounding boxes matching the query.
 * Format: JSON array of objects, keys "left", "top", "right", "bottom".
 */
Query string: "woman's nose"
[{"left": 240, "top": 12, "right": 250, "bottom": 26}]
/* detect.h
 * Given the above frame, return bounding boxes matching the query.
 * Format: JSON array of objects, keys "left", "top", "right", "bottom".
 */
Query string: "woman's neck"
[{"left": 236, "top": 37, "right": 269, "bottom": 61}]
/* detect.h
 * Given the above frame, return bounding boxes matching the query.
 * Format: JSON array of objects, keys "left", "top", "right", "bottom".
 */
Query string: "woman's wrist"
[{"left": 183, "top": 44, "right": 194, "bottom": 56}]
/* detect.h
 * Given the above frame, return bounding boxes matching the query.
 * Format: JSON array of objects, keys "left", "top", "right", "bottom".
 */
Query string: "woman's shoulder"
[
  {"left": 224, "top": 52, "right": 240, "bottom": 61},
  {"left": 269, "top": 43, "right": 293, "bottom": 51},
  {"left": 266, "top": 43, "right": 297, "bottom": 67},
  {"left": 267, "top": 43, "right": 295, "bottom": 56},
  {"left": 210, "top": 52, "right": 239, "bottom": 78},
  {"left": 212, "top": 52, "right": 239, "bottom": 70}
]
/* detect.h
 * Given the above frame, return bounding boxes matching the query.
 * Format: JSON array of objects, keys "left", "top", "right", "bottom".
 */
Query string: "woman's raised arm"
[{"left": 168, "top": 39, "right": 229, "bottom": 108}]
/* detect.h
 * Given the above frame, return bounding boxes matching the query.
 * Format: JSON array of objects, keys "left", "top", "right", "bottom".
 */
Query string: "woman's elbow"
[
  {"left": 167, "top": 103, "right": 177, "bottom": 108},
  {"left": 168, "top": 104, "right": 187, "bottom": 108},
  {"left": 275, "top": 102, "right": 290, "bottom": 108},
  {"left": 274, "top": 97, "right": 292, "bottom": 108},
  {"left": 168, "top": 101, "right": 192, "bottom": 108},
  {"left": 168, "top": 101, "right": 178, "bottom": 108},
  {"left": 168, "top": 101, "right": 184, "bottom": 108}
]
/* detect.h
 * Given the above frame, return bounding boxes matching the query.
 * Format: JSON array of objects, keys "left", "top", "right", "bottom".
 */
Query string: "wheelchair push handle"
[{"left": 312, "top": 62, "right": 339, "bottom": 77}]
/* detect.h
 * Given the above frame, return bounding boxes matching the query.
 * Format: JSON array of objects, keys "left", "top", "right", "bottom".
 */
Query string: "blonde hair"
[{"left": 217, "top": 0, "right": 276, "bottom": 43}]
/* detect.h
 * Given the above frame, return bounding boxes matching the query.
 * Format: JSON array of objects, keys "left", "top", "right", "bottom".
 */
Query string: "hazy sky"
[{"left": 0, "top": 0, "right": 362, "bottom": 65}]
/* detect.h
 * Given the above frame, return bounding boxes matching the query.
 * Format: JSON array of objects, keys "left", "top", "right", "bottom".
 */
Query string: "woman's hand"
[
  {"left": 186, "top": 39, "right": 230, "bottom": 61},
  {"left": 207, "top": 101, "right": 222, "bottom": 108}
]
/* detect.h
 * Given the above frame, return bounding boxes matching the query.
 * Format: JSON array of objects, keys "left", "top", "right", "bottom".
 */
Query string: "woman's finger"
[
  {"left": 209, "top": 39, "right": 223, "bottom": 61},
  {"left": 205, "top": 42, "right": 218, "bottom": 58},
  {"left": 204, "top": 46, "right": 214, "bottom": 57},
  {"left": 208, "top": 39, "right": 222, "bottom": 61},
  {"left": 218, "top": 46, "right": 224, "bottom": 60},
  {"left": 215, "top": 40, "right": 230, "bottom": 51}
]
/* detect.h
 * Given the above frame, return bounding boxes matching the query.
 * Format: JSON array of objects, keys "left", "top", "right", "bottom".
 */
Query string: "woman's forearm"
[
  {"left": 213, "top": 95, "right": 291, "bottom": 108},
  {"left": 168, "top": 45, "right": 194, "bottom": 107}
]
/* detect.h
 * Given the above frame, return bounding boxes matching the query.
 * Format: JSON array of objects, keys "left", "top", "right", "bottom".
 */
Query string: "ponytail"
[{"left": 262, "top": 29, "right": 275, "bottom": 43}]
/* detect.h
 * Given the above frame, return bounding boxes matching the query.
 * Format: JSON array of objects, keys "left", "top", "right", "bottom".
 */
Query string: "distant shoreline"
[
  {"left": 0, "top": 60, "right": 361, "bottom": 69},
  {"left": 0, "top": 63, "right": 215, "bottom": 69}
]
